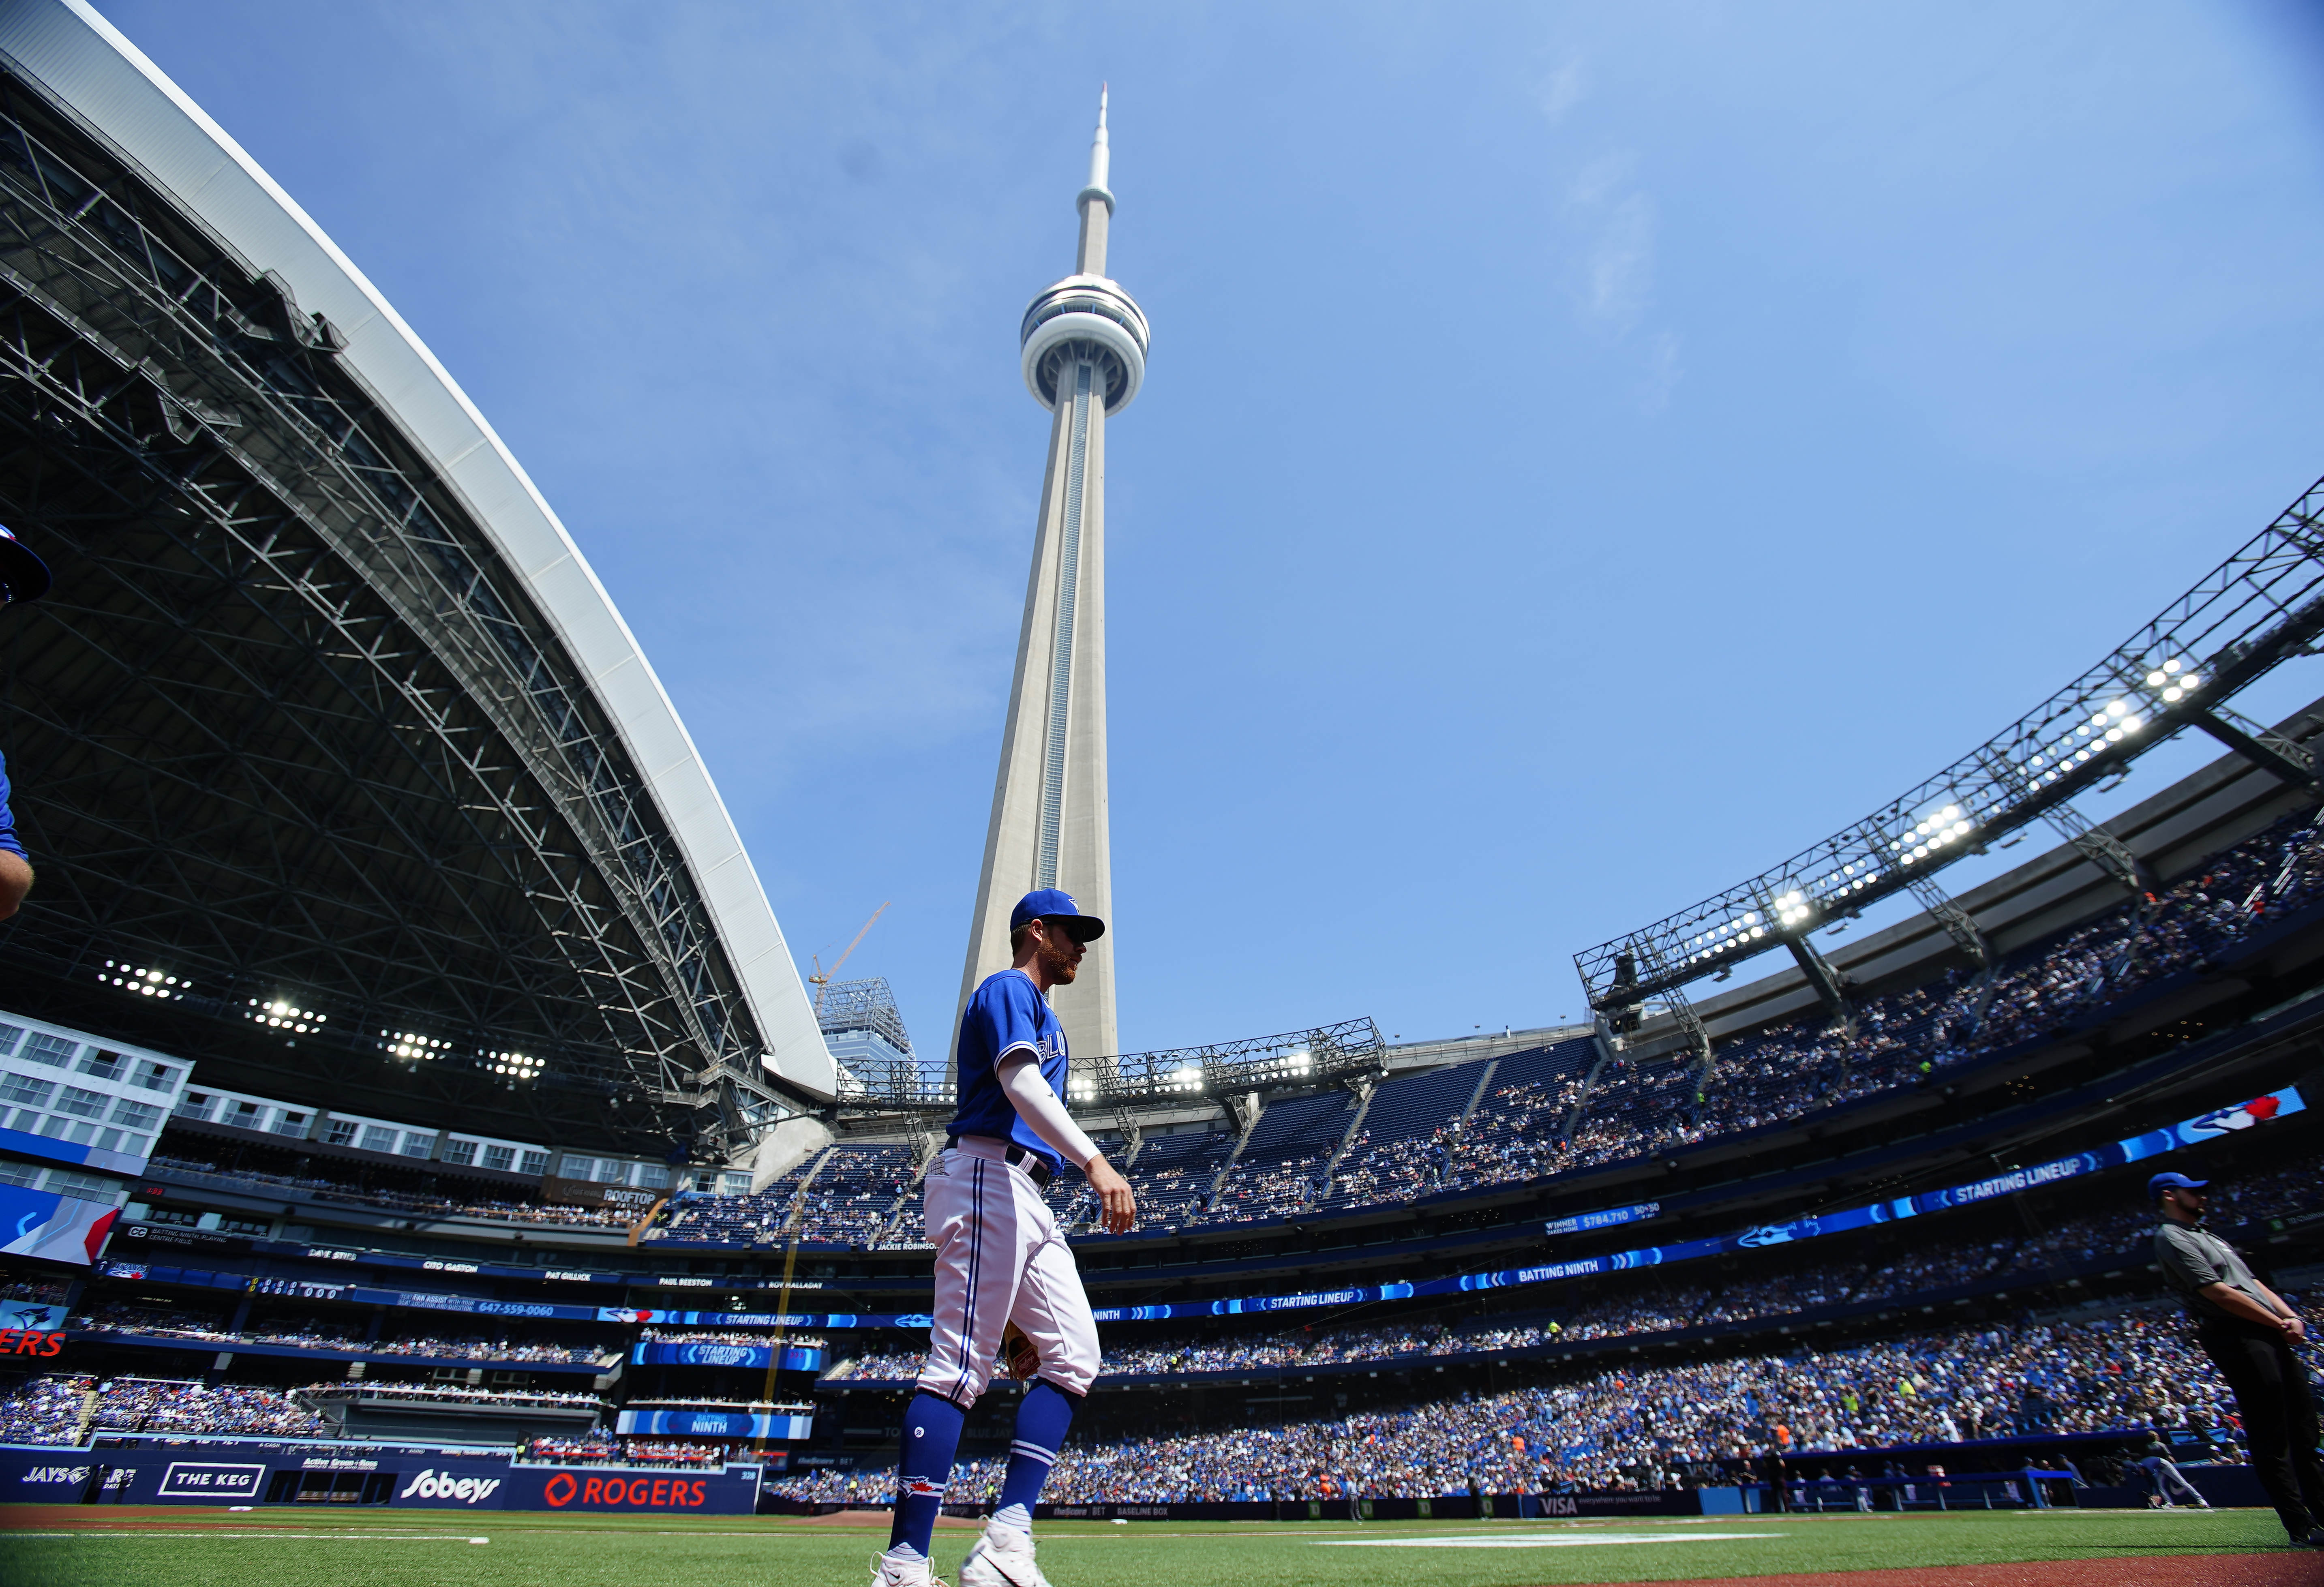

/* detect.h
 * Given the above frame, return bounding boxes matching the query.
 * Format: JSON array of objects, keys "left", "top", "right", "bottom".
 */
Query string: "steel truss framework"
[
  {"left": 0, "top": 73, "right": 785, "bottom": 1153},
  {"left": 1075, "top": 1017, "right": 1386, "bottom": 1109},
  {"left": 835, "top": 1017, "right": 1386, "bottom": 1122},
  {"left": 1579, "top": 469, "right": 2324, "bottom": 1017}
]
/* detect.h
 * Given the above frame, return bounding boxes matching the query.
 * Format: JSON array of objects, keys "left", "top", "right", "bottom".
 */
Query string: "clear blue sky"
[{"left": 101, "top": 2, "right": 2324, "bottom": 1060}]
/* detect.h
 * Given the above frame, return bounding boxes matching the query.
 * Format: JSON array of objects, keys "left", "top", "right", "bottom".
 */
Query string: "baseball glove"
[{"left": 999, "top": 1321, "right": 1041, "bottom": 1382}]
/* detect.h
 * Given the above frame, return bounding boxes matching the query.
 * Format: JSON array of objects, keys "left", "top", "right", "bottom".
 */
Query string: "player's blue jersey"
[{"left": 947, "top": 968, "right": 1070, "bottom": 1171}]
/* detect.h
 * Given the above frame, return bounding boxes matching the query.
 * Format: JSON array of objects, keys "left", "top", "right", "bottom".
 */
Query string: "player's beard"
[{"left": 1040, "top": 935, "right": 1081, "bottom": 986}]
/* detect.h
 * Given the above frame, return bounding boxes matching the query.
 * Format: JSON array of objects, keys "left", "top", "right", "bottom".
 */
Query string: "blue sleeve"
[
  {"left": 0, "top": 751, "right": 22, "bottom": 862},
  {"left": 968, "top": 975, "right": 1044, "bottom": 1064}
]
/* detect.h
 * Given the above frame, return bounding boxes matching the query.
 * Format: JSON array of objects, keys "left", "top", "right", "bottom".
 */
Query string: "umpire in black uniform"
[{"left": 2151, "top": 1170, "right": 2324, "bottom": 1546}]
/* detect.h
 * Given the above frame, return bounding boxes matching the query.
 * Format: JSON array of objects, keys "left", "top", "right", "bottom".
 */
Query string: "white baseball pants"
[{"left": 916, "top": 1137, "right": 1099, "bottom": 1408}]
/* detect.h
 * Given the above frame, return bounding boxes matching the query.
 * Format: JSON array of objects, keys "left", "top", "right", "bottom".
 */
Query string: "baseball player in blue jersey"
[{"left": 874, "top": 887, "right": 1135, "bottom": 1587}]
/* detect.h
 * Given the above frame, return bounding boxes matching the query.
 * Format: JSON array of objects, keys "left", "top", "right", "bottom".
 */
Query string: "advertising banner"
[
  {"left": 1544, "top": 1201, "right": 1660, "bottom": 1238},
  {"left": 630, "top": 1341, "right": 824, "bottom": 1373},
  {"left": 600, "top": 1308, "right": 921, "bottom": 1331},
  {"left": 614, "top": 1408, "right": 812, "bottom": 1440},
  {"left": 0, "top": 1441, "right": 761, "bottom": 1513},
  {"left": 514, "top": 1466, "right": 757, "bottom": 1513}
]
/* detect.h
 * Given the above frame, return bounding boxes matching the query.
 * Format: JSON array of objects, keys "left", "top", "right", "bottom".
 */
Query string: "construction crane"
[{"left": 809, "top": 902, "right": 890, "bottom": 1014}]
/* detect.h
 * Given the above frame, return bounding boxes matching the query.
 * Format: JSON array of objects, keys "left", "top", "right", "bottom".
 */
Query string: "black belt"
[{"left": 946, "top": 1136, "right": 1052, "bottom": 1190}]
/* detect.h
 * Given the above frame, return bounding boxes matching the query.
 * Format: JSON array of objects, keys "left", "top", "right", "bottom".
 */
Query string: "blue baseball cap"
[
  {"left": 2149, "top": 1172, "right": 2209, "bottom": 1200},
  {"left": 0, "top": 525, "right": 49, "bottom": 603},
  {"left": 1010, "top": 888, "right": 1105, "bottom": 942}
]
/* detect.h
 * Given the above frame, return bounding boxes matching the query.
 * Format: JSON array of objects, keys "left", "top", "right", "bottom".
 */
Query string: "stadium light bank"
[{"left": 1579, "top": 473, "right": 2324, "bottom": 1026}]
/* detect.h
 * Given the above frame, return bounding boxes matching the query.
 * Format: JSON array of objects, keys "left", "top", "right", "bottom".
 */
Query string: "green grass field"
[{"left": 0, "top": 1506, "right": 2300, "bottom": 1587}]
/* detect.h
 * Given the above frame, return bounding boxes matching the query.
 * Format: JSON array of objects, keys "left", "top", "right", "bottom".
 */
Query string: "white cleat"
[
  {"left": 959, "top": 1521, "right": 1053, "bottom": 1587},
  {"left": 871, "top": 1550, "right": 949, "bottom": 1587}
]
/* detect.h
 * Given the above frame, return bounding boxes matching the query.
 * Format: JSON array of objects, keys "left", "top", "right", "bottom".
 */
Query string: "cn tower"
[{"left": 956, "top": 89, "right": 1150, "bottom": 1076}]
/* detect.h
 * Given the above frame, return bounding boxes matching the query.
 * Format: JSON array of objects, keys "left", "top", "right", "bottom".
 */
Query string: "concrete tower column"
[{"left": 955, "top": 90, "right": 1149, "bottom": 1082}]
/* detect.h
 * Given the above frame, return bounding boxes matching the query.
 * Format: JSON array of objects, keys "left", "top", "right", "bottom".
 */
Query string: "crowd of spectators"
[
  {"left": 92, "top": 1376, "right": 327, "bottom": 1437},
  {"left": 642, "top": 1147, "right": 924, "bottom": 1249},
  {"left": 145, "top": 1154, "right": 635, "bottom": 1228},
  {"left": 1055, "top": 815, "right": 2324, "bottom": 1236},
  {"left": 406, "top": 817, "right": 2324, "bottom": 1252},
  {"left": 777, "top": 1310, "right": 2236, "bottom": 1503},
  {"left": 0, "top": 1373, "right": 89, "bottom": 1443},
  {"left": 312, "top": 1382, "right": 604, "bottom": 1409},
  {"left": 637, "top": 1328, "right": 827, "bottom": 1350},
  {"left": 70, "top": 1302, "right": 612, "bottom": 1364},
  {"left": 823, "top": 1150, "right": 2313, "bottom": 1386}
]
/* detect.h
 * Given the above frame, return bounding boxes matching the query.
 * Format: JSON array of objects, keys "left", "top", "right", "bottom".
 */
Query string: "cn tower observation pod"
[{"left": 0, "top": 0, "right": 835, "bottom": 1147}]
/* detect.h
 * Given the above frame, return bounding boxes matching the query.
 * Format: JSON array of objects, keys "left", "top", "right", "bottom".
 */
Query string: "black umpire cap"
[{"left": 0, "top": 525, "right": 49, "bottom": 603}]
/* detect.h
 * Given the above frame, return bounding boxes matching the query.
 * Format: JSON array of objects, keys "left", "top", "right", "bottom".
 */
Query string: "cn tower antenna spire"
[{"left": 1076, "top": 85, "right": 1114, "bottom": 275}]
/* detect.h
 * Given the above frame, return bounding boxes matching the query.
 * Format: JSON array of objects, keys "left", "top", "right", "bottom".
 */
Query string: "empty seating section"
[
  {"left": 1122, "top": 1131, "right": 1233, "bottom": 1229},
  {"left": 1317, "top": 1058, "right": 1489, "bottom": 1208},
  {"left": 1191, "top": 1091, "right": 1352, "bottom": 1225}
]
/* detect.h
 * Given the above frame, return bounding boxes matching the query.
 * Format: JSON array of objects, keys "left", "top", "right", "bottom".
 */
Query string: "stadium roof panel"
[{"left": 0, "top": 0, "right": 834, "bottom": 1139}]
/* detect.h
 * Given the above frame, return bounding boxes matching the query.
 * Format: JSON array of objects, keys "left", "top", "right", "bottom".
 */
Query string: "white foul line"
[{"left": 1317, "top": 1531, "right": 1786, "bottom": 1548}]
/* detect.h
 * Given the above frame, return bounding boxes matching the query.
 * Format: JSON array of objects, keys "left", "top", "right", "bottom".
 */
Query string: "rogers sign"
[{"left": 542, "top": 1471, "right": 715, "bottom": 1510}]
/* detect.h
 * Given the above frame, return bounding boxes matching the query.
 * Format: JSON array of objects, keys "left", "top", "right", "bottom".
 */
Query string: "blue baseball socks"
[
  {"left": 886, "top": 1390, "right": 968, "bottom": 1561},
  {"left": 991, "top": 1379, "right": 1080, "bottom": 1532}
]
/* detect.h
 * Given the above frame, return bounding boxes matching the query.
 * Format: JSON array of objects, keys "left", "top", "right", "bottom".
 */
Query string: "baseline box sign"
[{"left": 0, "top": 1443, "right": 761, "bottom": 1513}]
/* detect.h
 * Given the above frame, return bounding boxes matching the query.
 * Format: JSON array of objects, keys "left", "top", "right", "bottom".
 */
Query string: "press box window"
[
  {"left": 131, "top": 1060, "right": 179, "bottom": 1093},
  {"left": 517, "top": 1150, "right": 548, "bottom": 1176},
  {"left": 269, "top": 1111, "right": 309, "bottom": 1139},
  {"left": 399, "top": 1133, "right": 435, "bottom": 1160},
  {"left": 174, "top": 1091, "right": 218, "bottom": 1122},
  {"left": 54, "top": 1086, "right": 108, "bottom": 1120},
  {"left": 482, "top": 1144, "right": 515, "bottom": 1173},
  {"left": 109, "top": 1099, "right": 163, "bottom": 1133},
  {"left": 19, "top": 1033, "right": 77, "bottom": 1068},
  {"left": 43, "top": 1169, "right": 116, "bottom": 1200},
  {"left": 358, "top": 1125, "right": 398, "bottom": 1154},
  {"left": 439, "top": 1138, "right": 478, "bottom": 1167},
  {"left": 323, "top": 1119, "right": 358, "bottom": 1147},
  {"left": 0, "top": 1073, "right": 54, "bottom": 1109},
  {"left": 76, "top": 1050, "right": 126, "bottom": 1082}
]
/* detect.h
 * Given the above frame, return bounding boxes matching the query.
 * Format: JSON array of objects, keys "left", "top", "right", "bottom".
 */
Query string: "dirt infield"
[{"left": 1614, "top": 1552, "right": 2319, "bottom": 1587}]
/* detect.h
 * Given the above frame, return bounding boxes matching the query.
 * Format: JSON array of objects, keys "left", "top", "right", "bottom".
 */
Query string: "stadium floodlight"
[
  {"left": 99, "top": 960, "right": 187, "bottom": 1000},
  {"left": 245, "top": 998, "right": 326, "bottom": 1033},
  {"left": 1076, "top": 1019, "right": 1386, "bottom": 1108},
  {"left": 1579, "top": 471, "right": 2324, "bottom": 1019}
]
